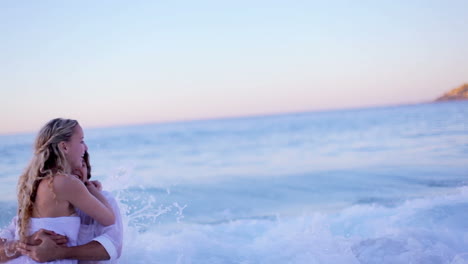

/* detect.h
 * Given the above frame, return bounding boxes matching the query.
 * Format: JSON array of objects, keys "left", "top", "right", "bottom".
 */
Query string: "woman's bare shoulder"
[{"left": 52, "top": 173, "right": 85, "bottom": 194}]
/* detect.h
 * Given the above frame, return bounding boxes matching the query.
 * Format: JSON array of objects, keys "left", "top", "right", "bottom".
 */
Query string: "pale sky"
[{"left": 1, "top": 0, "right": 467, "bottom": 134}]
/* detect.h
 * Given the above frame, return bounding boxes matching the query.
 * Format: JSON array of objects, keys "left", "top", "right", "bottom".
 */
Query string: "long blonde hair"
[{"left": 17, "top": 118, "right": 79, "bottom": 240}]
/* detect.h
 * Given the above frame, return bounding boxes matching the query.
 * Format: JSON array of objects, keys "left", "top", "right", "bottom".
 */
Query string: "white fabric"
[
  {"left": 77, "top": 191, "right": 123, "bottom": 264},
  {"left": 9, "top": 216, "right": 81, "bottom": 264}
]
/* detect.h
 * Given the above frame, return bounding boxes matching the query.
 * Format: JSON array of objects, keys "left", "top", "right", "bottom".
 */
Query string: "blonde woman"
[{"left": 6, "top": 118, "right": 115, "bottom": 264}]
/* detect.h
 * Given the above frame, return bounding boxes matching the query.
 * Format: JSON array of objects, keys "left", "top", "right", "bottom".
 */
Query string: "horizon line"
[{"left": 0, "top": 99, "right": 442, "bottom": 136}]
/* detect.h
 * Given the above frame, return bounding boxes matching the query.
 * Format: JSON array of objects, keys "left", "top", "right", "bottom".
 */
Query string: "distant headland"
[{"left": 435, "top": 84, "right": 468, "bottom": 102}]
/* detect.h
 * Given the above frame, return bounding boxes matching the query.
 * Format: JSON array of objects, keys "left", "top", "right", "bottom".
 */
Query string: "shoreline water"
[{"left": 1, "top": 101, "right": 467, "bottom": 263}]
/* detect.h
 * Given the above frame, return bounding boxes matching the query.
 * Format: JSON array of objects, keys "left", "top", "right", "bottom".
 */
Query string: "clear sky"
[{"left": 1, "top": 0, "right": 467, "bottom": 134}]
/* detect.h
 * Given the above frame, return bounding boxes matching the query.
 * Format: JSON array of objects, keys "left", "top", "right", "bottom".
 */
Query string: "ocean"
[{"left": 1, "top": 101, "right": 467, "bottom": 263}]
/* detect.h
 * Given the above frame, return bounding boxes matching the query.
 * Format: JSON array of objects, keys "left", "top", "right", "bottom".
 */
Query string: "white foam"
[{"left": 113, "top": 186, "right": 468, "bottom": 263}]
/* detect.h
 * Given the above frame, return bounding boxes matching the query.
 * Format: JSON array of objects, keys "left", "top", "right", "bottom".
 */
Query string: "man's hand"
[
  {"left": 17, "top": 235, "right": 64, "bottom": 263},
  {"left": 27, "top": 229, "right": 68, "bottom": 246},
  {"left": 17, "top": 229, "right": 68, "bottom": 262}
]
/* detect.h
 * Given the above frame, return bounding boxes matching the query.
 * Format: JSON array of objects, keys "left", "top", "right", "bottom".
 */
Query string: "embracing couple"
[{"left": 0, "top": 118, "right": 123, "bottom": 263}]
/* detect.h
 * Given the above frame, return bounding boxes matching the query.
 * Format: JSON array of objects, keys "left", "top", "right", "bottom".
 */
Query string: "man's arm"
[
  {"left": 89, "top": 191, "right": 123, "bottom": 261},
  {"left": 18, "top": 238, "right": 110, "bottom": 262},
  {"left": 59, "top": 241, "right": 110, "bottom": 261},
  {"left": 77, "top": 186, "right": 123, "bottom": 261}
]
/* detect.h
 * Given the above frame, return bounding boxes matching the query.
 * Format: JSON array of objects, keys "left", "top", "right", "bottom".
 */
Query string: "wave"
[{"left": 117, "top": 186, "right": 468, "bottom": 263}]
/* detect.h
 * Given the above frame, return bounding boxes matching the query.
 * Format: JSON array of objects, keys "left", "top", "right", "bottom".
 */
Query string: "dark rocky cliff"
[{"left": 435, "top": 84, "right": 468, "bottom": 101}]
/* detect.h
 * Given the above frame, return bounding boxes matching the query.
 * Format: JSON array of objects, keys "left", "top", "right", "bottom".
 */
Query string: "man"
[{"left": 0, "top": 151, "right": 123, "bottom": 263}]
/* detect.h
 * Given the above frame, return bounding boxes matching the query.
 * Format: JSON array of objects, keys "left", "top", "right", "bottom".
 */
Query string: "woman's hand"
[
  {"left": 85, "top": 180, "right": 102, "bottom": 195},
  {"left": 89, "top": 180, "right": 103, "bottom": 191}
]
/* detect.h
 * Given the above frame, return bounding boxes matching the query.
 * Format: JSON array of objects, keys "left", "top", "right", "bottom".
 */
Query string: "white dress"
[{"left": 10, "top": 216, "right": 81, "bottom": 264}]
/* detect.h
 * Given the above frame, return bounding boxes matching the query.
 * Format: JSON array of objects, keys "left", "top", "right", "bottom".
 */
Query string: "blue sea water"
[{"left": 0, "top": 101, "right": 467, "bottom": 263}]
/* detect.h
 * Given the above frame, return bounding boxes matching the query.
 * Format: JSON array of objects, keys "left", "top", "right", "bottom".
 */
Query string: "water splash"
[{"left": 113, "top": 186, "right": 468, "bottom": 263}]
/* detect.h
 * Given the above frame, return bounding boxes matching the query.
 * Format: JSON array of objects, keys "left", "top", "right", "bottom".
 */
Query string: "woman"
[{"left": 10, "top": 118, "right": 115, "bottom": 264}]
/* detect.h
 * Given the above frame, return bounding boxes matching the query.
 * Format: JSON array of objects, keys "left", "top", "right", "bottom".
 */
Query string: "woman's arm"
[
  {"left": 84, "top": 181, "right": 114, "bottom": 220},
  {"left": 54, "top": 174, "right": 115, "bottom": 226}
]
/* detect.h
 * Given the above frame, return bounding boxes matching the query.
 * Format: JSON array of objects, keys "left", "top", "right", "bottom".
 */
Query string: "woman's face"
[{"left": 63, "top": 124, "right": 87, "bottom": 170}]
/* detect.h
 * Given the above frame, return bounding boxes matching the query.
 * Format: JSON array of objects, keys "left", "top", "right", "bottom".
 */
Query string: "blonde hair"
[{"left": 16, "top": 118, "right": 79, "bottom": 240}]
